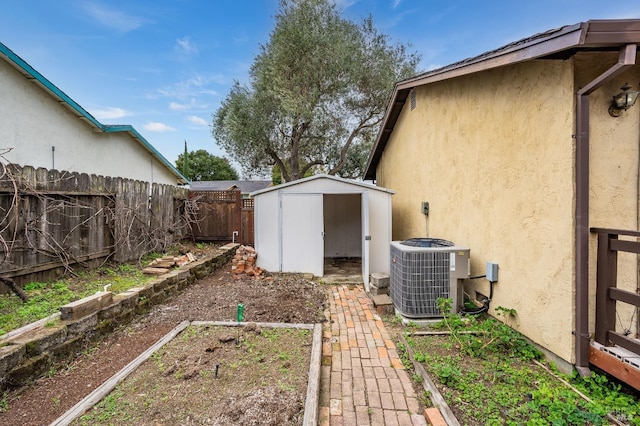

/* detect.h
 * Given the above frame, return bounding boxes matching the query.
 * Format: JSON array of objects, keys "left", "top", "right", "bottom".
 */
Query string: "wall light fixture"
[{"left": 609, "top": 83, "right": 639, "bottom": 117}]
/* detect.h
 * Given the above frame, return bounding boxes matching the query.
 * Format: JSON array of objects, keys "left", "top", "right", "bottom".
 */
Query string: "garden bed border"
[
  {"left": 0, "top": 244, "right": 238, "bottom": 391},
  {"left": 399, "top": 333, "right": 460, "bottom": 426},
  {"left": 51, "top": 321, "right": 322, "bottom": 426}
]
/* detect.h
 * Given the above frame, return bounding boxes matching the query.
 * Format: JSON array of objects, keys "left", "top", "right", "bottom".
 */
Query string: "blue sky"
[{"left": 2, "top": 1, "right": 639, "bottom": 177}]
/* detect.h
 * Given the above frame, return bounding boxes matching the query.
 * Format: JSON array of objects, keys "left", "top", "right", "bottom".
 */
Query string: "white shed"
[{"left": 250, "top": 174, "right": 394, "bottom": 289}]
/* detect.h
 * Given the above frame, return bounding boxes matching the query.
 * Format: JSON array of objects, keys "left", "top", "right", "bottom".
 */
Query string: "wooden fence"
[
  {"left": 0, "top": 165, "right": 189, "bottom": 286},
  {"left": 189, "top": 190, "right": 254, "bottom": 246}
]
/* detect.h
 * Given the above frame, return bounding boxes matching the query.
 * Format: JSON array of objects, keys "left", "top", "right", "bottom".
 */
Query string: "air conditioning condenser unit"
[{"left": 390, "top": 238, "right": 470, "bottom": 318}]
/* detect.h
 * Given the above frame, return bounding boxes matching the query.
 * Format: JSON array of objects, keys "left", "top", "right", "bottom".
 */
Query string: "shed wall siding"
[
  {"left": 377, "top": 59, "right": 576, "bottom": 362},
  {"left": 254, "top": 190, "right": 281, "bottom": 272},
  {"left": 367, "top": 187, "right": 392, "bottom": 276},
  {"left": 0, "top": 59, "right": 177, "bottom": 185},
  {"left": 253, "top": 176, "right": 392, "bottom": 277}
]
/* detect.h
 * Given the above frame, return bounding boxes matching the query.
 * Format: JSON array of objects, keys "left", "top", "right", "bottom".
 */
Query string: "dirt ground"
[
  {"left": 0, "top": 262, "right": 327, "bottom": 425},
  {"left": 75, "top": 325, "right": 313, "bottom": 426}
]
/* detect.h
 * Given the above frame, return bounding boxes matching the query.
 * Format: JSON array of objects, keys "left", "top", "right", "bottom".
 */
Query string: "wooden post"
[
  {"left": 233, "top": 190, "right": 242, "bottom": 241},
  {"left": 594, "top": 231, "right": 617, "bottom": 345}
]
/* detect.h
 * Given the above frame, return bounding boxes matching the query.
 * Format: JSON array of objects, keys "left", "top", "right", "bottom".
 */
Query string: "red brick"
[{"left": 424, "top": 408, "right": 447, "bottom": 426}]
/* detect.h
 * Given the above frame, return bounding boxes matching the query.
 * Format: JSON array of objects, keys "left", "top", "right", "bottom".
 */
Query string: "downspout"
[{"left": 574, "top": 43, "right": 637, "bottom": 376}]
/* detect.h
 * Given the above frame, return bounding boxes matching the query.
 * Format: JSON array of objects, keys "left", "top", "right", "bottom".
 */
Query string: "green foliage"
[
  {"left": 175, "top": 149, "right": 238, "bottom": 181},
  {"left": 213, "top": 0, "right": 420, "bottom": 181},
  {"left": 78, "top": 390, "right": 134, "bottom": 424},
  {"left": 434, "top": 362, "right": 462, "bottom": 387},
  {"left": 0, "top": 262, "right": 152, "bottom": 336},
  {"left": 434, "top": 297, "right": 542, "bottom": 360},
  {"left": 0, "top": 391, "right": 9, "bottom": 413},
  {"left": 570, "top": 371, "right": 640, "bottom": 425},
  {"left": 405, "top": 299, "right": 639, "bottom": 424}
]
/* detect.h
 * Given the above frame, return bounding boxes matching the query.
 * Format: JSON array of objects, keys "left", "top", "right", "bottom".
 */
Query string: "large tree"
[
  {"left": 175, "top": 149, "right": 239, "bottom": 181},
  {"left": 212, "top": 0, "right": 419, "bottom": 182}
]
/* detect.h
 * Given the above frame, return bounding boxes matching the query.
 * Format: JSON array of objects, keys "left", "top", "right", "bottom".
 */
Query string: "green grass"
[
  {"left": 0, "top": 263, "right": 152, "bottom": 337},
  {"left": 77, "top": 390, "right": 134, "bottom": 424},
  {"left": 400, "top": 298, "right": 640, "bottom": 425}
]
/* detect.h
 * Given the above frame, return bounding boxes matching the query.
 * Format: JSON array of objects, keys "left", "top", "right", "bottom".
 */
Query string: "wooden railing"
[{"left": 590, "top": 228, "right": 640, "bottom": 355}]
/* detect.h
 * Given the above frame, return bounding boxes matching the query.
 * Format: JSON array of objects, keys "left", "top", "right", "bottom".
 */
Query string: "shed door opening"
[{"left": 323, "top": 194, "right": 363, "bottom": 282}]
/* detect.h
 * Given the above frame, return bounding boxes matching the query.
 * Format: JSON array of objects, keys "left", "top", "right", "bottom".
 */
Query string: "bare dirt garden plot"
[
  {"left": 0, "top": 263, "right": 327, "bottom": 425},
  {"left": 70, "top": 323, "right": 316, "bottom": 426}
]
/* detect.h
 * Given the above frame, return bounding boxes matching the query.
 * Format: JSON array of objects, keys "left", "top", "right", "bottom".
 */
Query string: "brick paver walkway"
[{"left": 319, "top": 284, "right": 427, "bottom": 426}]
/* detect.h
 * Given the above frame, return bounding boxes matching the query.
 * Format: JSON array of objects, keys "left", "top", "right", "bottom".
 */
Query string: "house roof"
[
  {"left": 0, "top": 41, "right": 189, "bottom": 185},
  {"left": 190, "top": 180, "right": 272, "bottom": 193},
  {"left": 363, "top": 19, "right": 640, "bottom": 181},
  {"left": 249, "top": 173, "right": 395, "bottom": 197}
]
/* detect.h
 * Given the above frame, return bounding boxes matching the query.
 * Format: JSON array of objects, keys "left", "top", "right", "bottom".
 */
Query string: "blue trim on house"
[{"left": 0, "top": 41, "right": 189, "bottom": 185}]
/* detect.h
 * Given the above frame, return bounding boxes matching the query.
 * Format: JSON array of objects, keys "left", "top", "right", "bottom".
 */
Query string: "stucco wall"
[
  {"left": 581, "top": 52, "right": 640, "bottom": 338},
  {"left": 377, "top": 59, "right": 577, "bottom": 363},
  {"left": 0, "top": 59, "right": 177, "bottom": 186}
]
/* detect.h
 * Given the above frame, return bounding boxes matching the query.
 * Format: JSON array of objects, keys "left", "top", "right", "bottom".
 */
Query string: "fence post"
[
  {"left": 234, "top": 190, "right": 242, "bottom": 242},
  {"left": 594, "top": 231, "right": 617, "bottom": 345}
]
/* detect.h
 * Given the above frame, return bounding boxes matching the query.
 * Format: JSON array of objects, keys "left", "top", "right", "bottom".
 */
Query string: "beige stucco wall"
[
  {"left": 0, "top": 58, "right": 178, "bottom": 186},
  {"left": 377, "top": 59, "right": 578, "bottom": 363},
  {"left": 582, "top": 52, "right": 640, "bottom": 339}
]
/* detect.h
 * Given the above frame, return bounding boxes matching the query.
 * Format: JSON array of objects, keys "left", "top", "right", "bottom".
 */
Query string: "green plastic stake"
[{"left": 237, "top": 303, "right": 244, "bottom": 322}]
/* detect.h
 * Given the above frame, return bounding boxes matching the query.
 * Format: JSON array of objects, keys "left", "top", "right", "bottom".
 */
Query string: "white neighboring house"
[{"left": 0, "top": 41, "right": 187, "bottom": 186}]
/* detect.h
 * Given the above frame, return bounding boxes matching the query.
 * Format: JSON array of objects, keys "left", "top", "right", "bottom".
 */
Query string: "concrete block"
[
  {"left": 98, "top": 300, "right": 123, "bottom": 321},
  {"left": 0, "top": 343, "right": 26, "bottom": 379},
  {"left": 114, "top": 291, "right": 139, "bottom": 310},
  {"left": 64, "top": 313, "right": 98, "bottom": 337},
  {"left": 371, "top": 294, "right": 392, "bottom": 306},
  {"left": 6, "top": 353, "right": 51, "bottom": 387},
  {"left": 370, "top": 273, "right": 390, "bottom": 289},
  {"left": 50, "top": 335, "right": 86, "bottom": 363},
  {"left": 372, "top": 294, "right": 393, "bottom": 316},
  {"left": 8, "top": 324, "right": 68, "bottom": 356},
  {"left": 367, "top": 286, "right": 389, "bottom": 297}
]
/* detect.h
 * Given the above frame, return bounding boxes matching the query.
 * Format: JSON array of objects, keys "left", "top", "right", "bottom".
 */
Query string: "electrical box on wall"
[
  {"left": 421, "top": 201, "right": 429, "bottom": 215},
  {"left": 486, "top": 262, "right": 499, "bottom": 282}
]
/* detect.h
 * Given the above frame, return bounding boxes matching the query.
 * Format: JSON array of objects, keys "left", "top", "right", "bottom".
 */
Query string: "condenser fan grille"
[{"left": 390, "top": 244, "right": 452, "bottom": 318}]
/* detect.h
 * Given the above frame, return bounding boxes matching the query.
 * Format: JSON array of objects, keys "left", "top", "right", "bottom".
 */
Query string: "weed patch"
[
  {"left": 402, "top": 298, "right": 640, "bottom": 425},
  {"left": 0, "top": 263, "right": 152, "bottom": 337}
]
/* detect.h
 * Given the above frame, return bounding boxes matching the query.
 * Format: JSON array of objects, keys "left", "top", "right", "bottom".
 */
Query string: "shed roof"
[
  {"left": 363, "top": 19, "right": 640, "bottom": 180},
  {"left": 0, "top": 41, "right": 189, "bottom": 185},
  {"left": 190, "top": 180, "right": 272, "bottom": 193},
  {"left": 250, "top": 173, "right": 395, "bottom": 197}
]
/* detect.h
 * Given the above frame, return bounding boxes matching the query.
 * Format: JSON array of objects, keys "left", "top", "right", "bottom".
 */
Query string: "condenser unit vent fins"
[{"left": 390, "top": 239, "right": 470, "bottom": 319}]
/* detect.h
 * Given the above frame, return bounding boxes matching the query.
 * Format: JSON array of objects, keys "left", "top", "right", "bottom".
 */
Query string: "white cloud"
[
  {"left": 176, "top": 37, "right": 198, "bottom": 54},
  {"left": 187, "top": 116, "right": 208, "bottom": 126},
  {"left": 154, "top": 73, "right": 225, "bottom": 100},
  {"left": 144, "top": 122, "right": 176, "bottom": 132},
  {"left": 392, "top": 0, "right": 402, "bottom": 9},
  {"left": 82, "top": 3, "right": 151, "bottom": 32},
  {"left": 91, "top": 107, "right": 129, "bottom": 120},
  {"left": 169, "top": 102, "right": 189, "bottom": 111}
]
